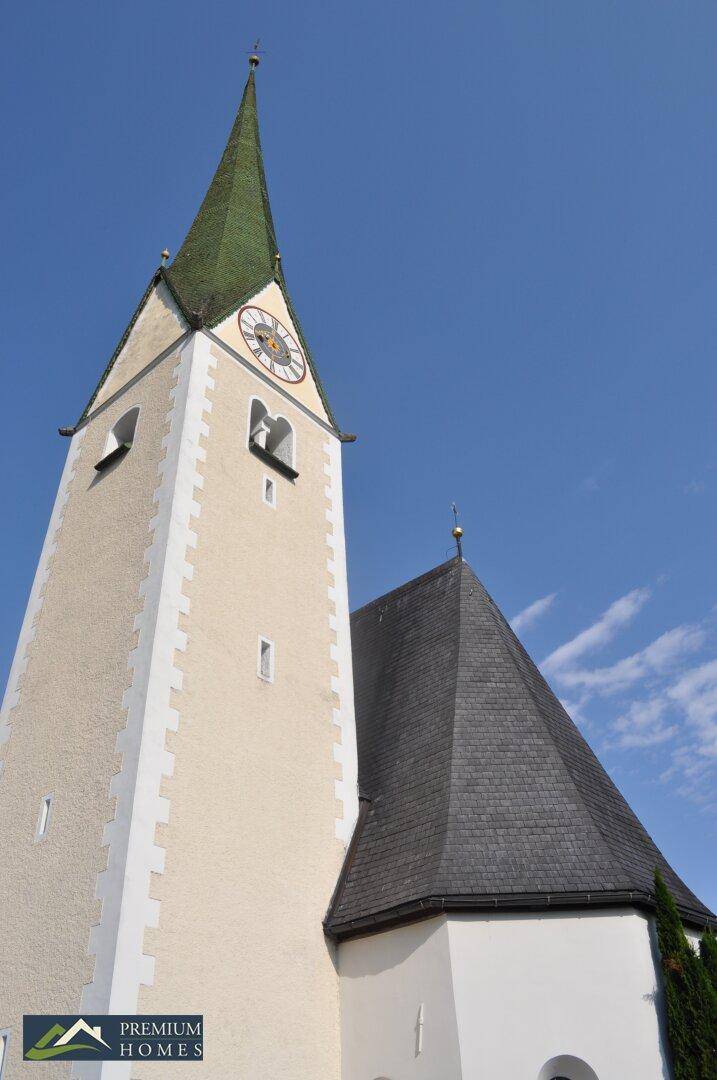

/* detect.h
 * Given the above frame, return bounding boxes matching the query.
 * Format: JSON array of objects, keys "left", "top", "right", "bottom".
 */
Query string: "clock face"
[{"left": 238, "top": 306, "right": 306, "bottom": 384}]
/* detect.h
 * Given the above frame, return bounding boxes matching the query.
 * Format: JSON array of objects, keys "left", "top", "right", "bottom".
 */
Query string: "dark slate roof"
[{"left": 326, "top": 558, "right": 713, "bottom": 938}]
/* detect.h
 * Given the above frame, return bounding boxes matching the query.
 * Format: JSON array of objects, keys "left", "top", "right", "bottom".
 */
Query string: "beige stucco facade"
[
  {"left": 136, "top": 338, "right": 349, "bottom": 1078},
  {"left": 92, "top": 279, "right": 186, "bottom": 411},
  {"left": 0, "top": 293, "right": 185, "bottom": 1075},
  {"left": 0, "top": 282, "right": 355, "bottom": 1079}
]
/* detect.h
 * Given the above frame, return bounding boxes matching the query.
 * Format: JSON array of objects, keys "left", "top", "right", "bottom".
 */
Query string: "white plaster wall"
[
  {"left": 339, "top": 910, "right": 672, "bottom": 1080},
  {"left": 339, "top": 918, "right": 462, "bottom": 1080},
  {"left": 448, "top": 909, "right": 671, "bottom": 1080}
]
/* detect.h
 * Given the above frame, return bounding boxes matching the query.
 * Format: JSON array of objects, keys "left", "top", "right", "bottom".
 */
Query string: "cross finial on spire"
[
  {"left": 248, "top": 38, "right": 264, "bottom": 68},
  {"left": 451, "top": 503, "right": 464, "bottom": 559}
]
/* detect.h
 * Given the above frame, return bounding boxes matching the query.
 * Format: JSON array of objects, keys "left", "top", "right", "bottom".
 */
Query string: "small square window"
[
  {"left": 258, "top": 637, "right": 274, "bottom": 682},
  {"left": 262, "top": 475, "right": 276, "bottom": 508},
  {"left": 35, "top": 794, "right": 53, "bottom": 841}
]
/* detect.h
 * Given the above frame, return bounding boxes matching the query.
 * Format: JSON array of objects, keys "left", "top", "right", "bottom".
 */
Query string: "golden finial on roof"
[
  {"left": 161, "top": 249, "right": 170, "bottom": 265},
  {"left": 249, "top": 38, "right": 263, "bottom": 68},
  {"left": 451, "top": 503, "right": 464, "bottom": 558}
]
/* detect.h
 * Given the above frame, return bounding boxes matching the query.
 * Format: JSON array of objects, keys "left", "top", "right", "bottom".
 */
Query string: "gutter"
[{"left": 326, "top": 889, "right": 716, "bottom": 942}]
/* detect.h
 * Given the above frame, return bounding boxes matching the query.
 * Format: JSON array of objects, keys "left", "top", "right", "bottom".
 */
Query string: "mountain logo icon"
[{"left": 25, "top": 1018, "right": 111, "bottom": 1060}]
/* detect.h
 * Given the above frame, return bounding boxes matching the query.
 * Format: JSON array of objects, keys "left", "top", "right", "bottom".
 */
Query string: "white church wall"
[
  {"left": 447, "top": 908, "right": 671, "bottom": 1080},
  {"left": 339, "top": 909, "right": 673, "bottom": 1080},
  {"left": 339, "top": 917, "right": 463, "bottom": 1080}
]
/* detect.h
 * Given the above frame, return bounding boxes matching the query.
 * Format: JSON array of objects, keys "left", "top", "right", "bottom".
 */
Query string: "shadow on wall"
[
  {"left": 340, "top": 917, "right": 445, "bottom": 980},
  {"left": 538, "top": 1055, "right": 599, "bottom": 1080}
]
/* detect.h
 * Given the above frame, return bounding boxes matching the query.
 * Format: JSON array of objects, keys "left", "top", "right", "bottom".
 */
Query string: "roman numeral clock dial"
[{"left": 239, "top": 306, "right": 307, "bottom": 384}]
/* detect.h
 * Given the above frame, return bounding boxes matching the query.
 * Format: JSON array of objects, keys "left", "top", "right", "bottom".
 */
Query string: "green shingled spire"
[
  {"left": 166, "top": 68, "right": 278, "bottom": 326},
  {"left": 75, "top": 63, "right": 337, "bottom": 431}
]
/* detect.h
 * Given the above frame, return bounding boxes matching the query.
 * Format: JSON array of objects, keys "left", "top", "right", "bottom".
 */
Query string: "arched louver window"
[
  {"left": 95, "top": 406, "right": 140, "bottom": 472},
  {"left": 247, "top": 399, "right": 298, "bottom": 480}
]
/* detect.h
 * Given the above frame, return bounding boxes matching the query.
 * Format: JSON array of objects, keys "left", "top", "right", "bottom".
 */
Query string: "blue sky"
[{"left": 2, "top": 1, "right": 715, "bottom": 910}]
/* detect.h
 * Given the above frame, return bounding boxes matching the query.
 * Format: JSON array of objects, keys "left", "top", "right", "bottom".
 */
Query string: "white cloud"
[
  {"left": 608, "top": 659, "right": 717, "bottom": 806},
  {"left": 542, "top": 587, "right": 651, "bottom": 675},
  {"left": 668, "top": 659, "right": 717, "bottom": 759},
  {"left": 556, "top": 624, "right": 705, "bottom": 695},
  {"left": 536, "top": 583, "right": 717, "bottom": 811},
  {"left": 510, "top": 592, "right": 557, "bottom": 635},
  {"left": 610, "top": 698, "right": 678, "bottom": 749}
]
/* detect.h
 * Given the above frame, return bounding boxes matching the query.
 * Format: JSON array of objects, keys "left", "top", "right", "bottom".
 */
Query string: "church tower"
[{"left": 0, "top": 59, "right": 357, "bottom": 1078}]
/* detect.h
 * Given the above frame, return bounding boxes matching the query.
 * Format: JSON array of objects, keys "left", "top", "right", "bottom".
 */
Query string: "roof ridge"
[
  {"left": 433, "top": 557, "right": 471, "bottom": 894},
  {"left": 468, "top": 565, "right": 634, "bottom": 885},
  {"left": 212, "top": 71, "right": 276, "bottom": 298}
]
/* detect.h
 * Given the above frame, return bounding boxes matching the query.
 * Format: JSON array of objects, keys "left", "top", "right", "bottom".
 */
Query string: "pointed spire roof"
[
  {"left": 326, "top": 559, "right": 713, "bottom": 938},
  {"left": 166, "top": 68, "right": 279, "bottom": 326},
  {"left": 76, "top": 66, "right": 338, "bottom": 432}
]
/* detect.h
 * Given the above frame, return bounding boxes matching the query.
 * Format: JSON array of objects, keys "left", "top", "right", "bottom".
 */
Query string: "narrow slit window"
[
  {"left": 263, "top": 476, "right": 276, "bottom": 507},
  {"left": 0, "top": 1031, "right": 9, "bottom": 1080},
  {"left": 36, "top": 794, "right": 53, "bottom": 841},
  {"left": 258, "top": 637, "right": 274, "bottom": 682}
]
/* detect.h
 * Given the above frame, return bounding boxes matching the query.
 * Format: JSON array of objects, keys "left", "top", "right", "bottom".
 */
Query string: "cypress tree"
[
  {"left": 702, "top": 931, "right": 717, "bottom": 996},
  {"left": 654, "top": 870, "right": 717, "bottom": 1079}
]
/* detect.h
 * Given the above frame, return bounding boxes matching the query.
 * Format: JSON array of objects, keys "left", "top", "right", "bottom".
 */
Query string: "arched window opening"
[
  {"left": 538, "top": 1055, "right": 599, "bottom": 1080},
  {"left": 95, "top": 406, "right": 140, "bottom": 472},
  {"left": 247, "top": 399, "right": 298, "bottom": 480},
  {"left": 249, "top": 398, "right": 270, "bottom": 448}
]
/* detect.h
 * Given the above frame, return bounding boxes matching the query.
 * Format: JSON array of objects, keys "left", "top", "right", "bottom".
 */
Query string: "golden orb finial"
[
  {"left": 450, "top": 503, "right": 464, "bottom": 558},
  {"left": 249, "top": 38, "right": 262, "bottom": 68},
  {"left": 161, "top": 249, "right": 170, "bottom": 265}
]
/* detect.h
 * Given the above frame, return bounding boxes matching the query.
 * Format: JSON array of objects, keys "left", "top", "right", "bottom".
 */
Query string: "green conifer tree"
[
  {"left": 654, "top": 870, "right": 717, "bottom": 1079},
  {"left": 702, "top": 931, "right": 717, "bottom": 995}
]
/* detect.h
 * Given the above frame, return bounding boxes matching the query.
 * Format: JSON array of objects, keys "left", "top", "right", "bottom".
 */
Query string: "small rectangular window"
[
  {"left": 0, "top": 1030, "right": 9, "bottom": 1080},
  {"left": 258, "top": 637, "right": 274, "bottom": 683},
  {"left": 35, "top": 794, "right": 53, "bottom": 841},
  {"left": 262, "top": 475, "right": 276, "bottom": 508}
]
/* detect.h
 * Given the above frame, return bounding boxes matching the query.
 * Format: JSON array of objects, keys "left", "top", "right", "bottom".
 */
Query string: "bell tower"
[{"left": 0, "top": 60, "right": 357, "bottom": 1079}]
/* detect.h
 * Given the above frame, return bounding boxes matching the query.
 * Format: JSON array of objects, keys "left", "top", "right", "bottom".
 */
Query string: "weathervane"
[
  {"left": 248, "top": 38, "right": 264, "bottom": 68},
  {"left": 451, "top": 503, "right": 464, "bottom": 559}
]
